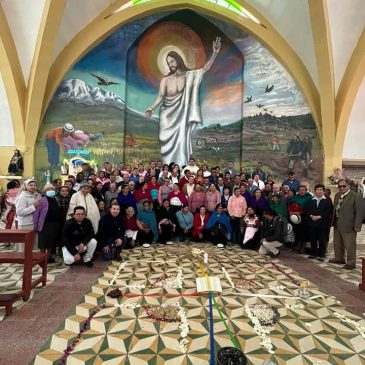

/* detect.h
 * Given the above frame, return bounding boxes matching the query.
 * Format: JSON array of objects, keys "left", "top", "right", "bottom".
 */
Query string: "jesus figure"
[{"left": 145, "top": 37, "right": 221, "bottom": 166}]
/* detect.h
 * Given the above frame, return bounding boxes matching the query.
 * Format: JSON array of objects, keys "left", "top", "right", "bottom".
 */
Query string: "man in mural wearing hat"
[
  {"left": 46, "top": 123, "right": 83, "bottom": 169},
  {"left": 145, "top": 37, "right": 221, "bottom": 166},
  {"left": 284, "top": 132, "right": 308, "bottom": 177}
]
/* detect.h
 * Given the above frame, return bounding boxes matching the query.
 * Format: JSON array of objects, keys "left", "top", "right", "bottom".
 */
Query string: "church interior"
[{"left": 0, "top": 1, "right": 365, "bottom": 364}]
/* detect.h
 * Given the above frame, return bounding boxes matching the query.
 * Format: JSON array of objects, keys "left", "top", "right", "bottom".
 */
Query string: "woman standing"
[
  {"left": 227, "top": 187, "right": 247, "bottom": 244},
  {"left": 15, "top": 179, "right": 41, "bottom": 251},
  {"left": 134, "top": 181, "right": 153, "bottom": 211},
  {"left": 205, "top": 184, "right": 221, "bottom": 213},
  {"left": 3, "top": 180, "right": 20, "bottom": 229},
  {"left": 167, "top": 183, "right": 188, "bottom": 215},
  {"left": 183, "top": 176, "right": 195, "bottom": 198},
  {"left": 158, "top": 178, "right": 172, "bottom": 205},
  {"left": 195, "top": 169, "right": 204, "bottom": 185},
  {"left": 189, "top": 184, "right": 206, "bottom": 213},
  {"left": 249, "top": 189, "right": 268, "bottom": 219},
  {"left": 33, "top": 184, "right": 61, "bottom": 263}
]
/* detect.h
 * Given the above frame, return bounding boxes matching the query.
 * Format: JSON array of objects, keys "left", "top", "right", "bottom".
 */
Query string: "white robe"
[
  {"left": 67, "top": 192, "right": 100, "bottom": 234},
  {"left": 159, "top": 69, "right": 204, "bottom": 166}
]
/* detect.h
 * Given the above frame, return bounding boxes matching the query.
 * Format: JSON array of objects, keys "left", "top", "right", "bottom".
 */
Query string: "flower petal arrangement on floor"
[{"left": 32, "top": 243, "right": 365, "bottom": 365}]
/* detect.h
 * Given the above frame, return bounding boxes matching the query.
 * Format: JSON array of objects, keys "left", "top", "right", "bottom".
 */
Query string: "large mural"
[{"left": 36, "top": 9, "right": 323, "bottom": 183}]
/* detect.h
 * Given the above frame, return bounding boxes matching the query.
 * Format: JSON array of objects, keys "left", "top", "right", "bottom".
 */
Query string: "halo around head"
[{"left": 157, "top": 45, "right": 188, "bottom": 75}]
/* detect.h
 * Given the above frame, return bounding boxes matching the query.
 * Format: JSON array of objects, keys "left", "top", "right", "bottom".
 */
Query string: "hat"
[
  {"left": 23, "top": 178, "right": 36, "bottom": 188},
  {"left": 43, "top": 183, "right": 55, "bottom": 192},
  {"left": 290, "top": 214, "right": 301, "bottom": 224},
  {"left": 79, "top": 182, "right": 91, "bottom": 189},
  {"left": 63, "top": 123, "right": 74, "bottom": 133}
]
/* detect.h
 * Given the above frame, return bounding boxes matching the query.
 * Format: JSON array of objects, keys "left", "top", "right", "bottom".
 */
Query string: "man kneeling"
[
  {"left": 259, "top": 209, "right": 284, "bottom": 258},
  {"left": 62, "top": 206, "right": 97, "bottom": 267},
  {"left": 98, "top": 202, "right": 125, "bottom": 261}
]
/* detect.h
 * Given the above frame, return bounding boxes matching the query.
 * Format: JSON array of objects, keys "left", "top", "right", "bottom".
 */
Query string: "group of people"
[{"left": 1, "top": 158, "right": 364, "bottom": 270}]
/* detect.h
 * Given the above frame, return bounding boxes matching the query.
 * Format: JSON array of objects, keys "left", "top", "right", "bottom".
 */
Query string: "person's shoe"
[
  {"left": 317, "top": 257, "right": 326, "bottom": 262},
  {"left": 166, "top": 241, "right": 174, "bottom": 245},
  {"left": 217, "top": 243, "right": 225, "bottom": 248},
  {"left": 308, "top": 255, "right": 316, "bottom": 259},
  {"left": 271, "top": 251, "right": 280, "bottom": 258},
  {"left": 130, "top": 239, "right": 137, "bottom": 248},
  {"left": 142, "top": 243, "right": 151, "bottom": 248},
  {"left": 328, "top": 259, "right": 345, "bottom": 264},
  {"left": 343, "top": 264, "right": 356, "bottom": 270},
  {"left": 113, "top": 255, "right": 123, "bottom": 262},
  {"left": 48, "top": 257, "right": 56, "bottom": 264},
  {"left": 84, "top": 261, "right": 94, "bottom": 268}
]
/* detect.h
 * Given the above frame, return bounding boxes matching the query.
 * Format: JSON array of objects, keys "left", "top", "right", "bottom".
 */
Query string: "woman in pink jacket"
[
  {"left": 227, "top": 187, "right": 247, "bottom": 244},
  {"left": 205, "top": 184, "right": 221, "bottom": 213}
]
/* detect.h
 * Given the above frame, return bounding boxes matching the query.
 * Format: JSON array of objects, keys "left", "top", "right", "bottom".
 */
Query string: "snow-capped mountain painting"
[{"left": 56, "top": 79, "right": 125, "bottom": 110}]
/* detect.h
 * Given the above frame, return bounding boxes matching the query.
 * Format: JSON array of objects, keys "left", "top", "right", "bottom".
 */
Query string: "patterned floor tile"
[{"left": 30, "top": 243, "right": 365, "bottom": 365}]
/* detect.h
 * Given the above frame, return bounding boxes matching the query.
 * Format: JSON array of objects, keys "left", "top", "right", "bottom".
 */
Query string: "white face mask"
[{"left": 46, "top": 190, "right": 56, "bottom": 198}]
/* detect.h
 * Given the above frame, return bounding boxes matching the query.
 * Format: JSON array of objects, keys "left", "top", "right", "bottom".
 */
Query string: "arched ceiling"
[{"left": 0, "top": 0, "right": 364, "bottom": 163}]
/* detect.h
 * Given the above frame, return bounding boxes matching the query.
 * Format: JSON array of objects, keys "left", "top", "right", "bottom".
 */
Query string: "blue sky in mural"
[{"left": 64, "top": 10, "right": 310, "bottom": 124}]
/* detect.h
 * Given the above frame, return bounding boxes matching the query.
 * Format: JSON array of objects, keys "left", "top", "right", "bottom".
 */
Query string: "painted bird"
[
  {"left": 265, "top": 84, "right": 274, "bottom": 92},
  {"left": 244, "top": 96, "right": 252, "bottom": 103},
  {"left": 90, "top": 74, "right": 120, "bottom": 86},
  {"left": 256, "top": 103, "right": 264, "bottom": 108}
]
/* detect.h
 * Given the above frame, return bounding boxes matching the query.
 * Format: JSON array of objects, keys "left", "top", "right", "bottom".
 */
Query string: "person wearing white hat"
[
  {"left": 14, "top": 179, "right": 41, "bottom": 251},
  {"left": 46, "top": 123, "right": 82, "bottom": 168}
]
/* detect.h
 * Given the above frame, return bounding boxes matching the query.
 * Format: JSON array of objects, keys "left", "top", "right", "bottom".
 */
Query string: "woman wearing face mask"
[
  {"left": 14, "top": 179, "right": 41, "bottom": 251},
  {"left": 33, "top": 183, "right": 61, "bottom": 263}
]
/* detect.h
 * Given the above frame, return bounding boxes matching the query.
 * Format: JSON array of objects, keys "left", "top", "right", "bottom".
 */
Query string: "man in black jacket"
[
  {"left": 306, "top": 184, "right": 331, "bottom": 261},
  {"left": 98, "top": 202, "right": 125, "bottom": 261},
  {"left": 62, "top": 206, "right": 97, "bottom": 267},
  {"left": 259, "top": 208, "right": 284, "bottom": 258}
]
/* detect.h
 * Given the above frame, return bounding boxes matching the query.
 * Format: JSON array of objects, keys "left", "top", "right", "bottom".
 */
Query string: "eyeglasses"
[{"left": 338, "top": 185, "right": 347, "bottom": 188}]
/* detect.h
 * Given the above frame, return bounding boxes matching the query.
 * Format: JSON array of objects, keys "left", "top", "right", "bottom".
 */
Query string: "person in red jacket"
[{"left": 193, "top": 206, "right": 210, "bottom": 241}]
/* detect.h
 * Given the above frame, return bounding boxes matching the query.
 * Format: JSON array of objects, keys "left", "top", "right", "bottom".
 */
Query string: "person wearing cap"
[
  {"left": 67, "top": 182, "right": 100, "bottom": 234},
  {"left": 46, "top": 123, "right": 83, "bottom": 168},
  {"left": 33, "top": 183, "right": 61, "bottom": 263},
  {"left": 14, "top": 179, "right": 41, "bottom": 251}
]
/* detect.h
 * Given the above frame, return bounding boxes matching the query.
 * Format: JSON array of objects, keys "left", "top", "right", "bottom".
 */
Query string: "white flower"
[
  {"left": 333, "top": 311, "right": 365, "bottom": 339},
  {"left": 222, "top": 266, "right": 235, "bottom": 288},
  {"left": 126, "top": 284, "right": 146, "bottom": 290},
  {"left": 109, "top": 262, "right": 128, "bottom": 285}
]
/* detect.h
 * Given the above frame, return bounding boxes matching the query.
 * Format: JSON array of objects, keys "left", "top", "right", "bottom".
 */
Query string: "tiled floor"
[
  {"left": 30, "top": 244, "right": 365, "bottom": 365},
  {"left": 0, "top": 244, "right": 69, "bottom": 321}
]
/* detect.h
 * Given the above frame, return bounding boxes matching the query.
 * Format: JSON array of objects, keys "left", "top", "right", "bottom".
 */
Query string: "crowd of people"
[{"left": 1, "top": 158, "right": 364, "bottom": 270}]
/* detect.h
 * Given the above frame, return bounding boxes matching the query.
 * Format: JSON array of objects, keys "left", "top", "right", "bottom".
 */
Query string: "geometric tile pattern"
[
  {"left": 32, "top": 243, "right": 365, "bottom": 365},
  {"left": 0, "top": 244, "right": 69, "bottom": 321},
  {"left": 303, "top": 227, "right": 364, "bottom": 286}
]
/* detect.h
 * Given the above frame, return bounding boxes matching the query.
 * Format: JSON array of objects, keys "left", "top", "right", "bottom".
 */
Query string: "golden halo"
[{"left": 157, "top": 46, "right": 188, "bottom": 75}]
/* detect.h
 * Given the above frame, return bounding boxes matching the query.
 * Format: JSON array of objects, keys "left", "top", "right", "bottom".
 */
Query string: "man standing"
[
  {"left": 98, "top": 202, "right": 125, "bottom": 261},
  {"left": 329, "top": 179, "right": 365, "bottom": 269},
  {"left": 62, "top": 206, "right": 97, "bottom": 267},
  {"left": 182, "top": 157, "right": 199, "bottom": 176},
  {"left": 306, "top": 184, "right": 331, "bottom": 261},
  {"left": 251, "top": 161, "right": 266, "bottom": 182},
  {"left": 145, "top": 37, "right": 221, "bottom": 166},
  {"left": 281, "top": 172, "right": 301, "bottom": 193},
  {"left": 67, "top": 182, "right": 100, "bottom": 234},
  {"left": 223, "top": 161, "right": 237, "bottom": 179}
]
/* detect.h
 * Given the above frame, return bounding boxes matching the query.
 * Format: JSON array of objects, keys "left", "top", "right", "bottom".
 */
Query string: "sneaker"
[
  {"left": 166, "top": 241, "right": 174, "bottom": 245},
  {"left": 84, "top": 261, "right": 94, "bottom": 268},
  {"left": 142, "top": 243, "right": 151, "bottom": 248},
  {"left": 217, "top": 243, "right": 225, "bottom": 248}
]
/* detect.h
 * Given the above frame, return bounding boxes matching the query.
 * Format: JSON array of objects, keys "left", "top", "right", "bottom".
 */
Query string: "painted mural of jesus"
[{"left": 145, "top": 37, "right": 221, "bottom": 166}]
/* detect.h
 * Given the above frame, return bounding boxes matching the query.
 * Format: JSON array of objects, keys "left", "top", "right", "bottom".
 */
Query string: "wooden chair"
[{"left": 0, "top": 229, "right": 48, "bottom": 315}]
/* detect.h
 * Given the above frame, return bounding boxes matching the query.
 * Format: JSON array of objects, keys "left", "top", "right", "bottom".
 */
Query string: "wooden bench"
[
  {"left": 360, "top": 257, "right": 365, "bottom": 292},
  {"left": 0, "top": 229, "right": 48, "bottom": 315}
]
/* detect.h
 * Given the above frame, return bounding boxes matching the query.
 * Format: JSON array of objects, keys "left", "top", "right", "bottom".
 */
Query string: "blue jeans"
[
  {"left": 102, "top": 238, "right": 123, "bottom": 261},
  {"left": 46, "top": 139, "right": 60, "bottom": 167}
]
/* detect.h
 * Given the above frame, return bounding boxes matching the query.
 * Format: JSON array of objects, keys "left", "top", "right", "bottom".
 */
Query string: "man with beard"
[{"left": 145, "top": 37, "right": 221, "bottom": 166}]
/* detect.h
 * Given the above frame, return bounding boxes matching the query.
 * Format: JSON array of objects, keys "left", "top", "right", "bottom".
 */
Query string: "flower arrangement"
[
  {"left": 244, "top": 304, "right": 278, "bottom": 354},
  {"left": 285, "top": 303, "right": 304, "bottom": 311},
  {"left": 59, "top": 304, "right": 108, "bottom": 364},
  {"left": 192, "top": 248, "right": 208, "bottom": 264},
  {"left": 126, "top": 283, "right": 146, "bottom": 290},
  {"left": 222, "top": 267, "right": 235, "bottom": 288},
  {"left": 109, "top": 262, "right": 128, "bottom": 285},
  {"left": 152, "top": 266, "right": 183, "bottom": 289},
  {"left": 333, "top": 311, "right": 365, "bottom": 339},
  {"left": 233, "top": 277, "right": 260, "bottom": 290}
]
